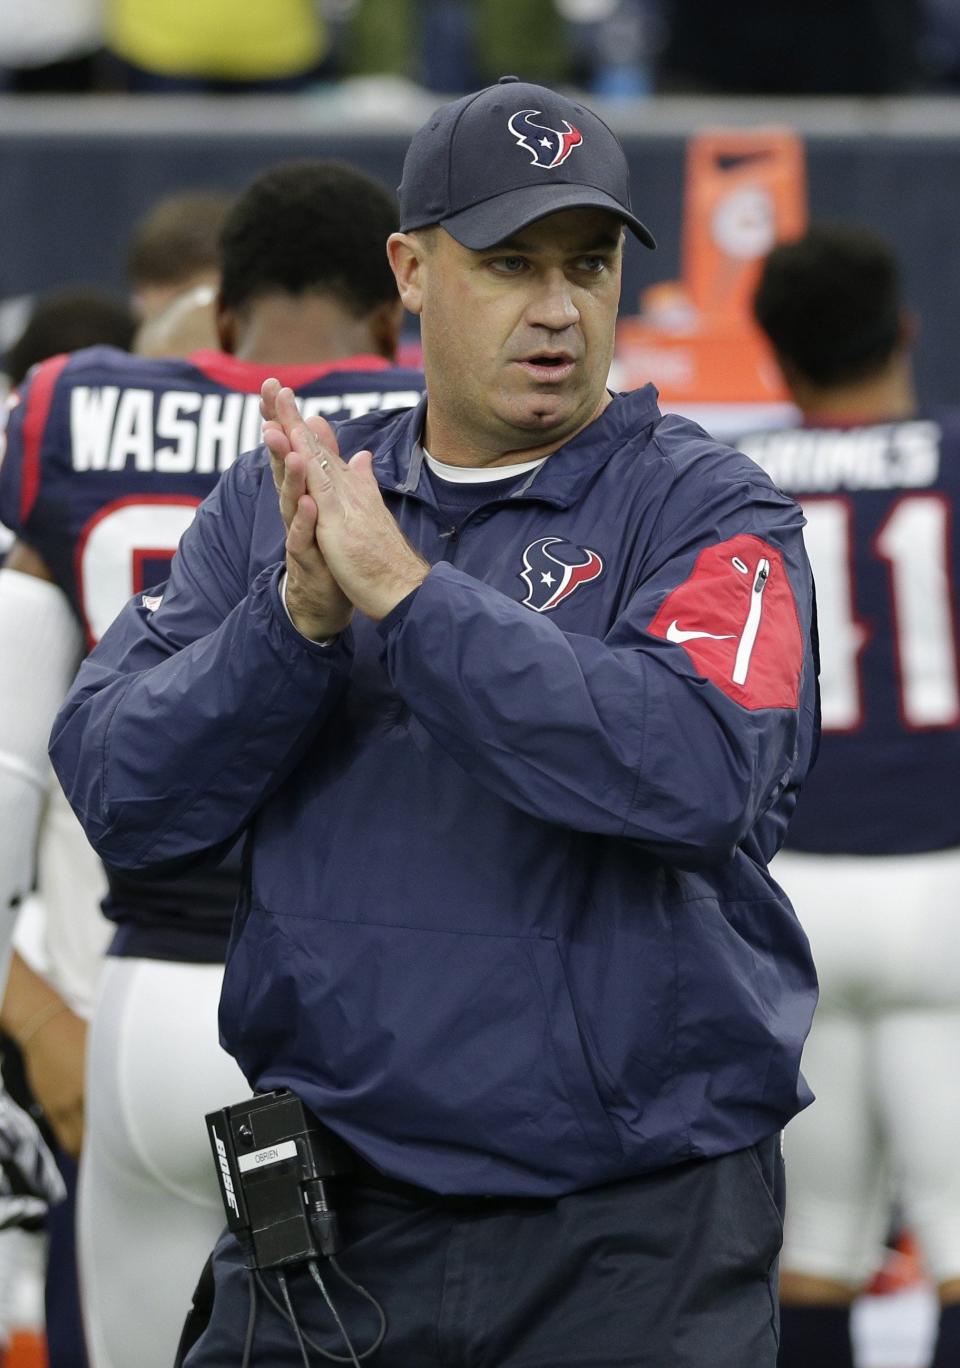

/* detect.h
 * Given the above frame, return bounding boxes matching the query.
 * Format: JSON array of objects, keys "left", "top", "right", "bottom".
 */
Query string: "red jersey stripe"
[
  {"left": 186, "top": 350, "right": 392, "bottom": 393},
  {"left": 19, "top": 352, "right": 69, "bottom": 526}
]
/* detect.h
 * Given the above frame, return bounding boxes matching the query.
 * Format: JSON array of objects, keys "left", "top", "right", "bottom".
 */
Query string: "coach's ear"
[{"left": 387, "top": 232, "right": 428, "bottom": 317}]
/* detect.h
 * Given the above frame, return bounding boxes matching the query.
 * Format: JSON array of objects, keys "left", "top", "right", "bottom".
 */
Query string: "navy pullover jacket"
[{"left": 51, "top": 385, "right": 819, "bottom": 1197}]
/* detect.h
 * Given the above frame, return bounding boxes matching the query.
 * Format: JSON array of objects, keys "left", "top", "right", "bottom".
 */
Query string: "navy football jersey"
[
  {"left": 0, "top": 345, "right": 422, "bottom": 958},
  {"left": 739, "top": 413, "right": 960, "bottom": 855}
]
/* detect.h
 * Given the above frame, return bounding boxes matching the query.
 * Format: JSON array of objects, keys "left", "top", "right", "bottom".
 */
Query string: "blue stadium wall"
[{"left": 1, "top": 95, "right": 958, "bottom": 405}]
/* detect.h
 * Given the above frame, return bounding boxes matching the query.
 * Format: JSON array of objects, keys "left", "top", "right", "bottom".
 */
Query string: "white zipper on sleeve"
[{"left": 732, "top": 559, "right": 770, "bottom": 686}]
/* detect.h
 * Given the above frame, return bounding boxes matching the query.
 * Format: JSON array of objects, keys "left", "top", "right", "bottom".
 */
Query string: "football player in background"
[
  {"left": 4, "top": 290, "right": 136, "bottom": 398},
  {"left": 0, "top": 286, "right": 137, "bottom": 1368},
  {"left": 125, "top": 188, "right": 233, "bottom": 328},
  {"left": 0, "top": 198, "right": 231, "bottom": 1368},
  {"left": 0, "top": 159, "right": 421, "bottom": 1368},
  {"left": 742, "top": 223, "right": 960, "bottom": 1368}
]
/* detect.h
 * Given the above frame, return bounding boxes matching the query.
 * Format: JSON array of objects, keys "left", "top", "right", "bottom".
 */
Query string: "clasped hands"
[{"left": 261, "top": 379, "right": 430, "bottom": 641}]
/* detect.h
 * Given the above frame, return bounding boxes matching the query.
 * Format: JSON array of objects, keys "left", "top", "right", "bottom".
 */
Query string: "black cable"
[
  {"left": 308, "top": 1263, "right": 361, "bottom": 1368},
  {"left": 241, "top": 1269, "right": 258, "bottom": 1368},
  {"left": 276, "top": 1269, "right": 312, "bottom": 1368},
  {"left": 254, "top": 1261, "right": 386, "bottom": 1364},
  {"left": 327, "top": 1257, "right": 387, "bottom": 1360}
]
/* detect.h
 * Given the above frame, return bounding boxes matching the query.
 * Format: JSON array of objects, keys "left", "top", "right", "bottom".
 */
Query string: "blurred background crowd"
[{"left": 0, "top": 0, "right": 959, "bottom": 100}]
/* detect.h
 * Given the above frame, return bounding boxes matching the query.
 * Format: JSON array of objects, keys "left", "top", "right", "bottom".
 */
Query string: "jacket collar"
[{"left": 371, "top": 385, "right": 661, "bottom": 510}]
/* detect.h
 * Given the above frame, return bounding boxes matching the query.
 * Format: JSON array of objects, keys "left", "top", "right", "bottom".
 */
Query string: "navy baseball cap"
[{"left": 398, "top": 76, "right": 656, "bottom": 251}]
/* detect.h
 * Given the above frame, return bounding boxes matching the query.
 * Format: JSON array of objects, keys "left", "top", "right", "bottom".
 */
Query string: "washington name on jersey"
[
  {"left": 0, "top": 345, "right": 423, "bottom": 633},
  {"left": 67, "top": 383, "right": 420, "bottom": 475}
]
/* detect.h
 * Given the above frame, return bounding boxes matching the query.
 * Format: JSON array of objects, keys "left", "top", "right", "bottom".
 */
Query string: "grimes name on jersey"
[
  {"left": 740, "top": 420, "right": 941, "bottom": 493},
  {"left": 69, "top": 386, "right": 420, "bottom": 474}
]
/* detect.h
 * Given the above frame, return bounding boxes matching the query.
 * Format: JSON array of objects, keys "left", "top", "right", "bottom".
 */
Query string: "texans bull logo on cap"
[
  {"left": 507, "top": 110, "right": 584, "bottom": 170},
  {"left": 520, "top": 537, "right": 604, "bottom": 612},
  {"left": 396, "top": 77, "right": 656, "bottom": 251}
]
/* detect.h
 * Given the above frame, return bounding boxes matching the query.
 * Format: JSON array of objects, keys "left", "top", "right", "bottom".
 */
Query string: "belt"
[{"left": 332, "top": 1143, "right": 555, "bottom": 1214}]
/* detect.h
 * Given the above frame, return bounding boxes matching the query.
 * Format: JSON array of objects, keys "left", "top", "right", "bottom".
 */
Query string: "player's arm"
[
  {"left": 50, "top": 454, "right": 355, "bottom": 871},
  {"left": 0, "top": 358, "right": 86, "bottom": 979},
  {"left": 0, "top": 541, "right": 84, "bottom": 984},
  {"left": 0, "top": 543, "right": 87, "bottom": 1154},
  {"left": 4, "top": 541, "right": 55, "bottom": 581},
  {"left": 0, "top": 950, "right": 85, "bottom": 1158},
  {"left": 380, "top": 472, "right": 816, "bottom": 867}
]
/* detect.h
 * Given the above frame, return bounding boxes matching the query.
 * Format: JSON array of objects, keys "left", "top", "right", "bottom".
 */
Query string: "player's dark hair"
[
  {"left": 5, "top": 288, "right": 136, "bottom": 388},
  {"left": 753, "top": 224, "right": 903, "bottom": 387},
  {"left": 127, "top": 190, "right": 235, "bottom": 287},
  {"left": 218, "top": 161, "right": 400, "bottom": 318}
]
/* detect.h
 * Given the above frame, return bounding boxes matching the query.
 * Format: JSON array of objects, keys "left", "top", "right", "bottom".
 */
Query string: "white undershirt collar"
[{"left": 421, "top": 446, "right": 548, "bottom": 485}]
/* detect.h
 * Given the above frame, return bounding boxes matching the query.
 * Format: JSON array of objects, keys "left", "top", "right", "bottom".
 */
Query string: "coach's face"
[{"left": 388, "top": 207, "right": 623, "bottom": 464}]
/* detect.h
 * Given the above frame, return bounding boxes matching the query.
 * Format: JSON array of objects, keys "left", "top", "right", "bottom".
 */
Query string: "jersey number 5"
[
  {"left": 803, "top": 494, "right": 960, "bottom": 732},
  {"left": 76, "top": 496, "right": 201, "bottom": 646}
]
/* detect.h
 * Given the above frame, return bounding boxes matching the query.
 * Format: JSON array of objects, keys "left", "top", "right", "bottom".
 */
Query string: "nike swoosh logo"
[{"left": 666, "top": 620, "right": 736, "bottom": 644}]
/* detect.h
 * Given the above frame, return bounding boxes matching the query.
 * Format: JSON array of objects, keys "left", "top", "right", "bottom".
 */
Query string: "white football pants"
[
  {"left": 773, "top": 847, "right": 960, "bottom": 1286},
  {"left": 80, "top": 957, "right": 249, "bottom": 1368}
]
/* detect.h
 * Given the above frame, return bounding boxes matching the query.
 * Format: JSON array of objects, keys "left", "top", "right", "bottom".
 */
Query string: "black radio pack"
[{"left": 206, "top": 1089, "right": 355, "bottom": 1271}]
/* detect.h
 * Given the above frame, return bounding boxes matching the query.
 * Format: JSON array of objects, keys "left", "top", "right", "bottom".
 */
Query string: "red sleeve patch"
[{"left": 647, "top": 534, "right": 803, "bottom": 710}]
